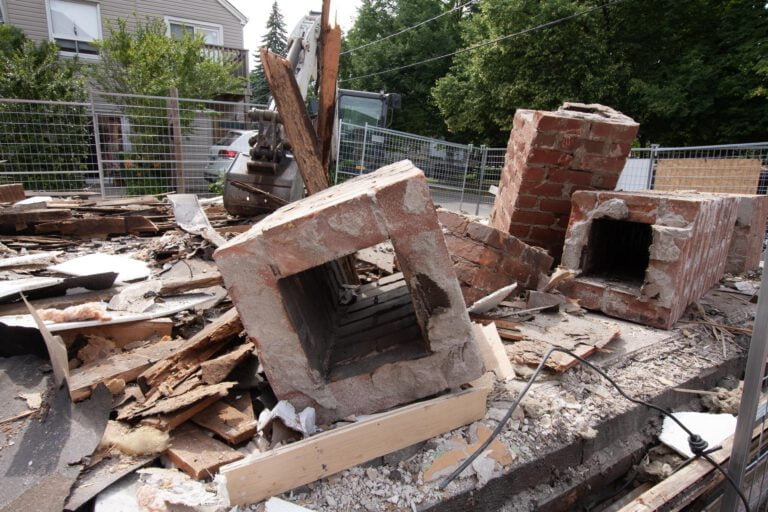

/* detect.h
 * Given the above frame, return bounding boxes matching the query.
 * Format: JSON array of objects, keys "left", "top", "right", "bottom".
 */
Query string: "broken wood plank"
[
  {"left": 260, "top": 48, "right": 329, "bottom": 195},
  {"left": 165, "top": 423, "right": 244, "bottom": 479},
  {"left": 221, "top": 387, "right": 488, "bottom": 505},
  {"left": 472, "top": 322, "right": 515, "bottom": 381},
  {"left": 35, "top": 216, "right": 158, "bottom": 236},
  {"left": 200, "top": 342, "right": 254, "bottom": 385},
  {"left": 58, "top": 318, "right": 173, "bottom": 347},
  {"left": 159, "top": 272, "right": 223, "bottom": 295},
  {"left": 122, "top": 382, "right": 235, "bottom": 420},
  {"left": 192, "top": 397, "right": 257, "bottom": 444},
  {"left": 316, "top": 5, "right": 341, "bottom": 171},
  {"left": 138, "top": 308, "right": 241, "bottom": 399},
  {"left": 0, "top": 208, "right": 71, "bottom": 233},
  {"left": 0, "top": 183, "right": 25, "bottom": 203},
  {"left": 140, "top": 394, "right": 223, "bottom": 432},
  {"left": 68, "top": 338, "right": 188, "bottom": 401},
  {"left": 470, "top": 316, "right": 522, "bottom": 332}
]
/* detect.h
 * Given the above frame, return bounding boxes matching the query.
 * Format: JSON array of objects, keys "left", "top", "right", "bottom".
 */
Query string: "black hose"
[{"left": 438, "top": 347, "right": 752, "bottom": 512}]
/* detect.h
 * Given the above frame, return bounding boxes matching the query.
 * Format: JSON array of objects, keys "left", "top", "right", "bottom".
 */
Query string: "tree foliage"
[
  {"left": 341, "top": 0, "right": 465, "bottom": 136},
  {"left": 250, "top": 1, "right": 289, "bottom": 104},
  {"left": 432, "top": 0, "right": 768, "bottom": 146},
  {"left": 90, "top": 17, "right": 244, "bottom": 98}
]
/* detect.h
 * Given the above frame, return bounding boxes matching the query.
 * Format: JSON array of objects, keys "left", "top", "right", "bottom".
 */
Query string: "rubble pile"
[{"left": 0, "top": 100, "right": 764, "bottom": 512}]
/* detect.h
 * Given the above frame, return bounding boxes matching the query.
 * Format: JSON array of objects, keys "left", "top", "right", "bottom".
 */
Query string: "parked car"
[{"left": 204, "top": 129, "right": 257, "bottom": 183}]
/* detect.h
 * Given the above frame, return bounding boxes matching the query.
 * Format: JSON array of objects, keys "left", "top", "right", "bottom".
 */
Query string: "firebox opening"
[
  {"left": 581, "top": 219, "right": 652, "bottom": 285},
  {"left": 277, "top": 257, "right": 431, "bottom": 383}
]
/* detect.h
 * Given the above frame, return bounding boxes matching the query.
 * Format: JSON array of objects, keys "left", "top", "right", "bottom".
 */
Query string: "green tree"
[
  {"left": 341, "top": 0, "right": 465, "bottom": 136},
  {"left": 250, "top": 1, "right": 289, "bottom": 104},
  {"left": 0, "top": 25, "right": 90, "bottom": 190},
  {"left": 433, "top": 0, "right": 768, "bottom": 146}
]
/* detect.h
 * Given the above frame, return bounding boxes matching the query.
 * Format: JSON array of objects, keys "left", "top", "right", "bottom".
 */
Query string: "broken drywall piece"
[
  {"left": 18, "top": 392, "right": 42, "bottom": 410},
  {"left": 168, "top": 194, "right": 227, "bottom": 247},
  {"left": 468, "top": 283, "right": 518, "bottom": 315},
  {"left": 659, "top": 411, "right": 736, "bottom": 459},
  {"left": 0, "top": 251, "right": 62, "bottom": 270},
  {"left": 92, "top": 472, "right": 140, "bottom": 512},
  {"left": 471, "top": 322, "right": 515, "bottom": 381},
  {"left": 108, "top": 280, "right": 162, "bottom": 313},
  {"left": 50, "top": 253, "right": 150, "bottom": 284},
  {"left": 135, "top": 468, "right": 229, "bottom": 510},
  {"left": 0, "top": 293, "right": 216, "bottom": 332},
  {"left": 258, "top": 401, "right": 318, "bottom": 438},
  {"left": 265, "top": 497, "right": 318, "bottom": 511}
]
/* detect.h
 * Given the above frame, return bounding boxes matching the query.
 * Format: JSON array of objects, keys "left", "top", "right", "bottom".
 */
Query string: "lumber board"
[
  {"left": 0, "top": 183, "right": 25, "bottom": 203},
  {"left": 260, "top": 48, "right": 329, "bottom": 195},
  {"left": 140, "top": 394, "right": 223, "bottom": 431},
  {"left": 159, "top": 272, "right": 223, "bottom": 295},
  {"left": 221, "top": 388, "right": 488, "bottom": 505},
  {"left": 654, "top": 158, "right": 761, "bottom": 194},
  {"left": 317, "top": 8, "right": 341, "bottom": 171},
  {"left": 192, "top": 397, "right": 257, "bottom": 444},
  {"left": 58, "top": 318, "right": 173, "bottom": 347},
  {"left": 35, "top": 216, "right": 158, "bottom": 236},
  {"left": 472, "top": 322, "right": 515, "bottom": 380},
  {"left": 165, "top": 423, "right": 244, "bottom": 479}
]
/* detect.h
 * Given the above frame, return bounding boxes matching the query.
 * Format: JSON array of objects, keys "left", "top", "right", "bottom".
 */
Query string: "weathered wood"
[
  {"left": 165, "top": 423, "right": 244, "bottom": 479},
  {"left": 138, "top": 307, "right": 242, "bottom": 398},
  {"left": 221, "top": 388, "right": 488, "bottom": 505},
  {"left": 199, "top": 341, "right": 254, "bottom": 384},
  {"left": 58, "top": 318, "right": 174, "bottom": 347},
  {"left": 123, "top": 382, "right": 235, "bottom": 420},
  {"left": 159, "top": 272, "right": 223, "bottom": 295},
  {"left": 192, "top": 397, "right": 257, "bottom": 444},
  {"left": 68, "top": 338, "right": 188, "bottom": 401},
  {"left": 316, "top": 2, "right": 341, "bottom": 171},
  {"left": 140, "top": 394, "right": 223, "bottom": 432},
  {"left": 35, "top": 216, "right": 158, "bottom": 236},
  {"left": 0, "top": 183, "right": 25, "bottom": 203},
  {"left": 260, "top": 48, "right": 329, "bottom": 195},
  {"left": 0, "top": 208, "right": 72, "bottom": 233}
]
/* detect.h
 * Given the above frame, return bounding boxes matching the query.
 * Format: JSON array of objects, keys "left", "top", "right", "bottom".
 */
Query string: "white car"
[{"left": 204, "top": 129, "right": 258, "bottom": 183}]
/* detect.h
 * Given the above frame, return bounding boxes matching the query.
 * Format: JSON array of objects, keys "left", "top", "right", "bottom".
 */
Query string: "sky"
[{"left": 229, "top": 0, "right": 362, "bottom": 63}]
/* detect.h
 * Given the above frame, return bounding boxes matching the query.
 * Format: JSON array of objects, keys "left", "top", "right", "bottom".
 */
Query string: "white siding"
[{"left": 6, "top": 0, "right": 244, "bottom": 49}]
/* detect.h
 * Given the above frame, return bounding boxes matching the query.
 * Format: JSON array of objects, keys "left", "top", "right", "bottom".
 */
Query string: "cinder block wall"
[{"left": 489, "top": 103, "right": 639, "bottom": 262}]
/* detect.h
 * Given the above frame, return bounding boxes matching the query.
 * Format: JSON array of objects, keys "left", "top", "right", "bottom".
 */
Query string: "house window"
[
  {"left": 166, "top": 17, "right": 222, "bottom": 45},
  {"left": 48, "top": 0, "right": 100, "bottom": 55}
]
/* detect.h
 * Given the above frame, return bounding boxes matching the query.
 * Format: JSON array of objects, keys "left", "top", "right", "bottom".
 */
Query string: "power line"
[
  {"left": 339, "top": 0, "right": 632, "bottom": 83},
  {"left": 341, "top": 0, "right": 477, "bottom": 56}
]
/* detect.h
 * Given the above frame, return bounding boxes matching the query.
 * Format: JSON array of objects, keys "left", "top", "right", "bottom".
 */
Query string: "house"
[{"left": 0, "top": 0, "right": 249, "bottom": 78}]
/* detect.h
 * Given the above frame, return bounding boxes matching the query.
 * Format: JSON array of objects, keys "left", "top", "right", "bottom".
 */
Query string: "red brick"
[
  {"left": 517, "top": 195, "right": 539, "bottom": 209},
  {"left": 437, "top": 210, "right": 469, "bottom": 234},
  {"left": 527, "top": 148, "right": 573, "bottom": 167},
  {"left": 548, "top": 169, "right": 593, "bottom": 186},
  {"left": 541, "top": 198, "right": 573, "bottom": 215},
  {"left": 589, "top": 122, "right": 639, "bottom": 142},
  {"left": 508, "top": 223, "right": 532, "bottom": 238},
  {"left": 530, "top": 226, "right": 566, "bottom": 245},
  {"left": 518, "top": 181, "right": 564, "bottom": 197},
  {"left": 512, "top": 210, "right": 556, "bottom": 227}
]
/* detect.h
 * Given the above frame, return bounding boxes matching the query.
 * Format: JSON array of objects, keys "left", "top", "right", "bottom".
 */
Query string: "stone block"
[
  {"left": 438, "top": 209, "right": 553, "bottom": 305},
  {"left": 490, "top": 102, "right": 639, "bottom": 262},
  {"left": 559, "top": 190, "right": 740, "bottom": 329},
  {"left": 214, "top": 161, "right": 483, "bottom": 421}
]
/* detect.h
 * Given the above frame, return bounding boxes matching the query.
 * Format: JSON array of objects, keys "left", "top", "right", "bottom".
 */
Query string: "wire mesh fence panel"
[{"left": 0, "top": 98, "right": 98, "bottom": 195}]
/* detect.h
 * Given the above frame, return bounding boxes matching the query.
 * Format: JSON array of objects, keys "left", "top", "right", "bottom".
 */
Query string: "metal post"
[
  {"left": 475, "top": 145, "right": 488, "bottom": 216},
  {"left": 722, "top": 248, "right": 768, "bottom": 511},
  {"left": 167, "top": 87, "right": 185, "bottom": 193},
  {"left": 458, "top": 144, "right": 473, "bottom": 212},
  {"left": 359, "top": 123, "right": 368, "bottom": 175},
  {"left": 88, "top": 90, "right": 107, "bottom": 198},
  {"left": 334, "top": 120, "right": 342, "bottom": 184},
  {"left": 646, "top": 143, "right": 659, "bottom": 190}
]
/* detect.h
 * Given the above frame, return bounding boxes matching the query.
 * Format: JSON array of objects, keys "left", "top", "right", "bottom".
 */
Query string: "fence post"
[
  {"left": 167, "top": 87, "right": 185, "bottom": 193},
  {"left": 359, "top": 123, "right": 368, "bottom": 175},
  {"left": 646, "top": 143, "right": 658, "bottom": 190},
  {"left": 88, "top": 90, "right": 106, "bottom": 198},
  {"left": 475, "top": 145, "right": 488, "bottom": 216},
  {"left": 334, "top": 121, "right": 342, "bottom": 184},
  {"left": 722, "top": 247, "right": 768, "bottom": 511},
  {"left": 458, "top": 144, "right": 473, "bottom": 212}
]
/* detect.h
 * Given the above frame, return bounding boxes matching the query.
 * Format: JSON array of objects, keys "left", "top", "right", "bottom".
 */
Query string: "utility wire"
[
  {"left": 339, "top": 0, "right": 631, "bottom": 83},
  {"left": 438, "top": 346, "right": 752, "bottom": 512},
  {"left": 341, "top": 0, "right": 477, "bottom": 56}
]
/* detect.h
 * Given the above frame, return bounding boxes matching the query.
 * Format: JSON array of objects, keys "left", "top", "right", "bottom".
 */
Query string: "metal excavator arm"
[{"left": 223, "top": 12, "right": 321, "bottom": 216}]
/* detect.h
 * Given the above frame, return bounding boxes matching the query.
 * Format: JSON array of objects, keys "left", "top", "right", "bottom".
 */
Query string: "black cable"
[{"left": 438, "top": 347, "right": 752, "bottom": 512}]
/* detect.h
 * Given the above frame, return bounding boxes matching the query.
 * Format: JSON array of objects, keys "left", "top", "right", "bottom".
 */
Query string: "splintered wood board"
[
  {"left": 654, "top": 158, "right": 761, "bottom": 194},
  {"left": 221, "top": 388, "right": 488, "bottom": 505}
]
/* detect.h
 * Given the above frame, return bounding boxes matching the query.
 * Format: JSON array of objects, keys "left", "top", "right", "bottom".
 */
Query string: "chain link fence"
[
  {"left": 0, "top": 95, "right": 766, "bottom": 213},
  {"left": 0, "top": 93, "right": 266, "bottom": 198}
]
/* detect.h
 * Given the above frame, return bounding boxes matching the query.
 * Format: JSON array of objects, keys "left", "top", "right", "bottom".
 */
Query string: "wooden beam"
[
  {"left": 316, "top": 1, "right": 341, "bottom": 171},
  {"left": 221, "top": 388, "right": 488, "bottom": 505},
  {"left": 260, "top": 48, "right": 329, "bottom": 195},
  {"left": 192, "top": 397, "right": 257, "bottom": 444}
]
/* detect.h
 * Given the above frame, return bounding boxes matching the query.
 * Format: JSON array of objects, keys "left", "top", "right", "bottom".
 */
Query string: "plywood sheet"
[{"left": 654, "top": 158, "right": 761, "bottom": 194}]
